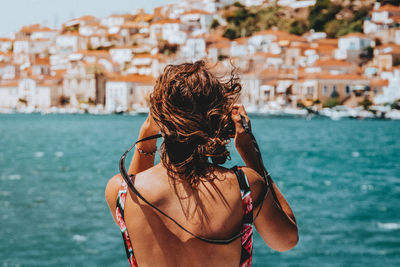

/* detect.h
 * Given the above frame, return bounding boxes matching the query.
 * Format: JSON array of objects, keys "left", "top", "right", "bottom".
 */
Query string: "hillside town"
[{"left": 1, "top": 0, "right": 400, "bottom": 119}]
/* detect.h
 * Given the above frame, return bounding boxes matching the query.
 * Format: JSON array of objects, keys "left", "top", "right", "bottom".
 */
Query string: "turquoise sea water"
[{"left": 0, "top": 114, "right": 399, "bottom": 266}]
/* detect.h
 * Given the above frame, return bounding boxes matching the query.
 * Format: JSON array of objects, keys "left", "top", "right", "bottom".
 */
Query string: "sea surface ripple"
[{"left": 0, "top": 114, "right": 399, "bottom": 266}]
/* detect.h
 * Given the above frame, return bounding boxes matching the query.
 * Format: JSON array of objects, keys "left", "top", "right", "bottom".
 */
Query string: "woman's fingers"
[{"left": 231, "top": 104, "right": 251, "bottom": 131}]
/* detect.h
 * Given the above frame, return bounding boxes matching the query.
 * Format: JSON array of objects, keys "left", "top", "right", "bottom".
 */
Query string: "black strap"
[
  {"left": 118, "top": 115, "right": 281, "bottom": 244},
  {"left": 119, "top": 134, "right": 248, "bottom": 244}
]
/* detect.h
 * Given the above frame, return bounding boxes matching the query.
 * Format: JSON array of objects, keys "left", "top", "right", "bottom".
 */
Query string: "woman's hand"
[
  {"left": 128, "top": 112, "right": 160, "bottom": 175},
  {"left": 141, "top": 112, "right": 160, "bottom": 135},
  {"left": 230, "top": 104, "right": 252, "bottom": 153}
]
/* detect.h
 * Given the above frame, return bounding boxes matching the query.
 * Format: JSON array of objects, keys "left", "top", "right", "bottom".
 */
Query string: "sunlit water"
[{"left": 0, "top": 114, "right": 399, "bottom": 266}]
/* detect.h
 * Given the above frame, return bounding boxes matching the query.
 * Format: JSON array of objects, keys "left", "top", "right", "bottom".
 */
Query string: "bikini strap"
[{"left": 232, "top": 166, "right": 253, "bottom": 224}]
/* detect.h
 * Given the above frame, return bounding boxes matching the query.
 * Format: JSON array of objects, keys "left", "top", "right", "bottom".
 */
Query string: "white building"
[
  {"left": 180, "top": 10, "right": 214, "bottom": 35},
  {"left": 150, "top": 19, "right": 187, "bottom": 45},
  {"left": 56, "top": 32, "right": 88, "bottom": 54},
  {"left": 371, "top": 4, "right": 400, "bottom": 24},
  {"left": 375, "top": 67, "right": 400, "bottom": 104},
  {"left": 0, "top": 38, "right": 13, "bottom": 52},
  {"left": 109, "top": 46, "right": 133, "bottom": 65},
  {"left": 0, "top": 80, "right": 19, "bottom": 108},
  {"left": 63, "top": 61, "right": 106, "bottom": 106},
  {"left": 181, "top": 38, "right": 207, "bottom": 60},
  {"left": 105, "top": 74, "right": 154, "bottom": 112},
  {"left": 335, "top": 33, "right": 373, "bottom": 61}
]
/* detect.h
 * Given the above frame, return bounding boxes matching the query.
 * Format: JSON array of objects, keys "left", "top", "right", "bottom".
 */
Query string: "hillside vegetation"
[{"left": 217, "top": 0, "right": 399, "bottom": 39}]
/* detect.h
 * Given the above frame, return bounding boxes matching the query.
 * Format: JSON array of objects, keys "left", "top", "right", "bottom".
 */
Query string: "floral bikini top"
[{"left": 115, "top": 166, "right": 254, "bottom": 267}]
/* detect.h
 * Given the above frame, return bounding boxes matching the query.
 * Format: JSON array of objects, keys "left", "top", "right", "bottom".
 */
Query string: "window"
[
  {"left": 332, "top": 85, "right": 337, "bottom": 92},
  {"left": 346, "top": 85, "right": 350, "bottom": 95},
  {"left": 307, "top": 86, "right": 313, "bottom": 95},
  {"left": 323, "top": 85, "right": 329, "bottom": 95}
]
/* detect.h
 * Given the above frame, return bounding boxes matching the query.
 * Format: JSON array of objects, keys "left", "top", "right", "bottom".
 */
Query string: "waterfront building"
[
  {"left": 336, "top": 33, "right": 374, "bottom": 64},
  {"left": 0, "top": 38, "right": 12, "bottom": 53},
  {"left": 0, "top": 80, "right": 19, "bottom": 108},
  {"left": 149, "top": 19, "right": 187, "bottom": 45},
  {"left": 105, "top": 74, "right": 154, "bottom": 112},
  {"left": 294, "top": 73, "right": 371, "bottom": 105},
  {"left": 181, "top": 37, "right": 207, "bottom": 61},
  {"left": 63, "top": 61, "right": 106, "bottom": 106}
]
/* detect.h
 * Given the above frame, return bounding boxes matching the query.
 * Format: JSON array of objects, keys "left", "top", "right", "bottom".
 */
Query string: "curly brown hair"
[{"left": 150, "top": 60, "right": 241, "bottom": 187}]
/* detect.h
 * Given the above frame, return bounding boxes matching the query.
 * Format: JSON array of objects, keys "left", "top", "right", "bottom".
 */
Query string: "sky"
[{"left": 0, "top": 0, "right": 177, "bottom": 37}]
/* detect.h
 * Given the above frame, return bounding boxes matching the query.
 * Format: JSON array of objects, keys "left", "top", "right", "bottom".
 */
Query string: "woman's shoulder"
[
  {"left": 237, "top": 166, "right": 266, "bottom": 205},
  {"left": 105, "top": 173, "right": 125, "bottom": 224}
]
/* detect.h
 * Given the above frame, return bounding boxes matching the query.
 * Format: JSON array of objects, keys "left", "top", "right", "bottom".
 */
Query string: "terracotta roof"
[
  {"left": 60, "top": 31, "right": 80, "bottom": 36},
  {"left": 208, "top": 42, "right": 231, "bottom": 49},
  {"left": 376, "top": 44, "right": 400, "bottom": 54},
  {"left": 0, "top": 38, "right": 12, "bottom": 42},
  {"left": 290, "top": 42, "right": 311, "bottom": 49},
  {"left": 313, "top": 59, "right": 355, "bottom": 67},
  {"left": 107, "top": 74, "right": 155, "bottom": 83},
  {"left": 301, "top": 72, "right": 369, "bottom": 81},
  {"left": 133, "top": 14, "right": 153, "bottom": 23},
  {"left": 376, "top": 4, "right": 400, "bottom": 12},
  {"left": 0, "top": 81, "right": 19, "bottom": 87},
  {"left": 76, "top": 50, "right": 110, "bottom": 56},
  {"left": 340, "top": 32, "right": 369, "bottom": 39},
  {"left": 151, "top": 19, "right": 181, "bottom": 25},
  {"left": 110, "top": 46, "right": 134, "bottom": 50},
  {"left": 252, "top": 30, "right": 305, "bottom": 42},
  {"left": 316, "top": 45, "right": 336, "bottom": 54},
  {"left": 182, "top": 9, "right": 211, "bottom": 15},
  {"left": 20, "top": 24, "right": 56, "bottom": 33},
  {"left": 370, "top": 79, "right": 389, "bottom": 87},
  {"left": 52, "top": 69, "right": 67, "bottom": 78},
  {"left": 75, "top": 15, "right": 97, "bottom": 21},
  {"left": 121, "top": 22, "right": 141, "bottom": 28},
  {"left": 234, "top": 36, "right": 249, "bottom": 45},
  {"left": 392, "top": 15, "right": 400, "bottom": 23},
  {"left": 315, "top": 38, "right": 338, "bottom": 46},
  {"left": 34, "top": 57, "right": 50, "bottom": 65},
  {"left": 133, "top": 53, "right": 162, "bottom": 59},
  {"left": 38, "top": 79, "right": 62, "bottom": 86},
  {"left": 201, "top": 33, "right": 230, "bottom": 43}
]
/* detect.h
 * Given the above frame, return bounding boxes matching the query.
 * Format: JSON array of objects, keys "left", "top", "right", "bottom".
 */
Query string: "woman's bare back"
[{"left": 120, "top": 164, "right": 246, "bottom": 267}]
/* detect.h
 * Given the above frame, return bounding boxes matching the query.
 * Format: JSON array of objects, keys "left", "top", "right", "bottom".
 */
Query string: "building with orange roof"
[
  {"left": 294, "top": 72, "right": 371, "bottom": 104},
  {"left": 0, "top": 38, "right": 12, "bottom": 53},
  {"left": 17, "top": 24, "right": 57, "bottom": 40},
  {"left": 180, "top": 9, "right": 214, "bottom": 36},
  {"left": 306, "top": 59, "right": 357, "bottom": 74},
  {"left": 126, "top": 52, "right": 166, "bottom": 77},
  {"left": 105, "top": 74, "right": 155, "bottom": 112},
  {"left": 56, "top": 33, "right": 88, "bottom": 55},
  {"left": 0, "top": 80, "right": 19, "bottom": 108},
  {"left": 336, "top": 33, "right": 373, "bottom": 63},
  {"left": 63, "top": 61, "right": 106, "bottom": 107},
  {"left": 0, "top": 63, "right": 20, "bottom": 80},
  {"left": 373, "top": 44, "right": 400, "bottom": 71},
  {"left": 32, "top": 56, "right": 51, "bottom": 76},
  {"left": 371, "top": 4, "right": 400, "bottom": 24},
  {"left": 109, "top": 46, "right": 134, "bottom": 65},
  {"left": 180, "top": 37, "right": 207, "bottom": 61},
  {"left": 0, "top": 76, "right": 64, "bottom": 109},
  {"left": 100, "top": 14, "right": 135, "bottom": 29},
  {"left": 64, "top": 16, "right": 98, "bottom": 28},
  {"left": 150, "top": 19, "right": 187, "bottom": 45}
]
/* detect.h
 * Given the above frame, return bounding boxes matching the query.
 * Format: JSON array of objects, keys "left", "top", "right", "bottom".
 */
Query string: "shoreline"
[{"left": 1, "top": 106, "right": 400, "bottom": 120}]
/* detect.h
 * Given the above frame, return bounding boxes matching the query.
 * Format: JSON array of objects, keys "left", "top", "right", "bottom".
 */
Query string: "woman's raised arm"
[
  {"left": 128, "top": 113, "right": 160, "bottom": 175},
  {"left": 231, "top": 104, "right": 298, "bottom": 252}
]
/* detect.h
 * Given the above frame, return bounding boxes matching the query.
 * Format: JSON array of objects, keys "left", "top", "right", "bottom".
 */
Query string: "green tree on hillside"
[
  {"left": 378, "top": 0, "right": 400, "bottom": 5},
  {"left": 309, "top": 0, "right": 341, "bottom": 31}
]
